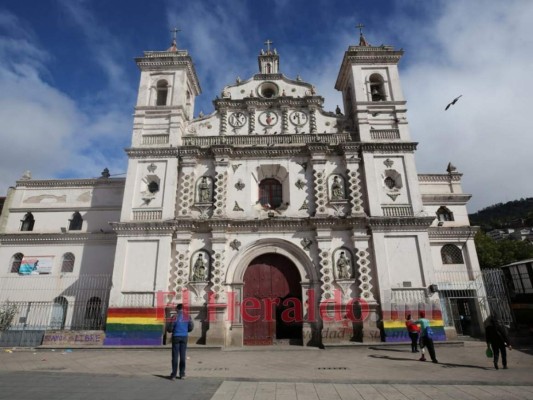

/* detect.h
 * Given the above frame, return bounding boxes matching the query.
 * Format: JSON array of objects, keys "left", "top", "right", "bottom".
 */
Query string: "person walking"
[
  {"left": 415, "top": 310, "right": 438, "bottom": 363},
  {"left": 168, "top": 303, "right": 194, "bottom": 380},
  {"left": 485, "top": 317, "right": 512, "bottom": 370},
  {"left": 405, "top": 314, "right": 420, "bottom": 353}
]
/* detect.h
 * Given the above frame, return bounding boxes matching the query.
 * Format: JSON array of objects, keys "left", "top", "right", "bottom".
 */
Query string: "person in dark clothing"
[
  {"left": 485, "top": 317, "right": 511, "bottom": 370},
  {"left": 405, "top": 314, "right": 420, "bottom": 353},
  {"left": 168, "top": 304, "right": 194, "bottom": 380}
]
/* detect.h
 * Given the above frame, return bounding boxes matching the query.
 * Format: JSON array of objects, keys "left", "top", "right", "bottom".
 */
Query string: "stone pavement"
[{"left": 1, "top": 341, "right": 532, "bottom": 399}]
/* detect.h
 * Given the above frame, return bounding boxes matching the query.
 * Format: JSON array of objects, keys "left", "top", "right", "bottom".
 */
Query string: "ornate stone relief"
[
  {"left": 169, "top": 250, "right": 190, "bottom": 303},
  {"left": 233, "top": 201, "right": 244, "bottom": 211},
  {"left": 147, "top": 163, "right": 157, "bottom": 173},
  {"left": 214, "top": 171, "right": 228, "bottom": 217},
  {"left": 295, "top": 178, "right": 306, "bottom": 190},
  {"left": 232, "top": 164, "right": 242, "bottom": 172},
  {"left": 314, "top": 170, "right": 327, "bottom": 214},
  {"left": 230, "top": 239, "right": 241, "bottom": 251},
  {"left": 300, "top": 238, "right": 312, "bottom": 250},
  {"left": 299, "top": 200, "right": 309, "bottom": 210},
  {"left": 210, "top": 251, "right": 226, "bottom": 298},
  {"left": 348, "top": 169, "right": 364, "bottom": 215},
  {"left": 319, "top": 250, "right": 334, "bottom": 300},
  {"left": 235, "top": 180, "right": 245, "bottom": 191},
  {"left": 356, "top": 249, "right": 375, "bottom": 302},
  {"left": 179, "top": 173, "right": 194, "bottom": 216}
]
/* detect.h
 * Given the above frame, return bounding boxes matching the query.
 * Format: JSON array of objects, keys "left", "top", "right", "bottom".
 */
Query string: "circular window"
[{"left": 258, "top": 82, "right": 279, "bottom": 99}]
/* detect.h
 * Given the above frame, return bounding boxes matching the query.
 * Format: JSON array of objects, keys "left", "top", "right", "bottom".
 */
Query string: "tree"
[
  {"left": 475, "top": 231, "right": 533, "bottom": 268},
  {"left": 0, "top": 302, "right": 17, "bottom": 331}
]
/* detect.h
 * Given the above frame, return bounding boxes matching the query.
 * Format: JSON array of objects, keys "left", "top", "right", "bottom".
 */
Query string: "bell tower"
[{"left": 335, "top": 26, "right": 423, "bottom": 217}]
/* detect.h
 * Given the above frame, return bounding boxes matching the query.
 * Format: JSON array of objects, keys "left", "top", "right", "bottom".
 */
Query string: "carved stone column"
[
  {"left": 281, "top": 105, "right": 289, "bottom": 134},
  {"left": 220, "top": 110, "right": 228, "bottom": 135},
  {"left": 309, "top": 144, "right": 328, "bottom": 217},
  {"left": 342, "top": 144, "right": 365, "bottom": 216},
  {"left": 247, "top": 107, "right": 256, "bottom": 135},
  {"left": 309, "top": 107, "right": 317, "bottom": 134},
  {"left": 176, "top": 155, "right": 196, "bottom": 217},
  {"left": 212, "top": 149, "right": 230, "bottom": 218}
]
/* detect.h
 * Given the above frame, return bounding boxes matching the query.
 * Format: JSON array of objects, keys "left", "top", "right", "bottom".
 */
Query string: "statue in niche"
[
  {"left": 192, "top": 253, "right": 208, "bottom": 281},
  {"left": 330, "top": 176, "right": 345, "bottom": 201},
  {"left": 198, "top": 177, "right": 212, "bottom": 203},
  {"left": 336, "top": 251, "right": 351, "bottom": 279}
]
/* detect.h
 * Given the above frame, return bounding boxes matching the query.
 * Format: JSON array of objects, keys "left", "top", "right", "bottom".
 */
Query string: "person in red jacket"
[{"left": 405, "top": 313, "right": 420, "bottom": 353}]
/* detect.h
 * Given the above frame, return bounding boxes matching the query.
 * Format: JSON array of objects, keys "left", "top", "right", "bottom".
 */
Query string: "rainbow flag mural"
[
  {"left": 104, "top": 308, "right": 164, "bottom": 346},
  {"left": 382, "top": 308, "right": 446, "bottom": 342}
]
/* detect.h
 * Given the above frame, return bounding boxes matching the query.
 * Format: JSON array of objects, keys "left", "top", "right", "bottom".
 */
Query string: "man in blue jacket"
[{"left": 169, "top": 304, "right": 193, "bottom": 380}]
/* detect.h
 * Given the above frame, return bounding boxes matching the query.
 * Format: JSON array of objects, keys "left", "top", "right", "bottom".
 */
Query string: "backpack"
[
  {"left": 425, "top": 327, "right": 434, "bottom": 338},
  {"left": 188, "top": 318, "right": 194, "bottom": 332}
]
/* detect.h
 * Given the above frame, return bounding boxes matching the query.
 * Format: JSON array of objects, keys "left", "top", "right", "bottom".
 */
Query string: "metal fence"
[{"left": 0, "top": 274, "right": 112, "bottom": 347}]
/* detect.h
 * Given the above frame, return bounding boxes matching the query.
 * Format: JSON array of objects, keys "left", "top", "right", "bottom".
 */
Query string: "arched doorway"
[
  {"left": 50, "top": 296, "right": 68, "bottom": 330},
  {"left": 243, "top": 254, "right": 302, "bottom": 345}
]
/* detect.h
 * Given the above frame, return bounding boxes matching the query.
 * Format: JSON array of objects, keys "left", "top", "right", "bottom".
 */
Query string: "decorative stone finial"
[
  {"left": 446, "top": 162, "right": 457, "bottom": 174},
  {"left": 100, "top": 168, "right": 110, "bottom": 178},
  {"left": 20, "top": 170, "right": 32, "bottom": 180}
]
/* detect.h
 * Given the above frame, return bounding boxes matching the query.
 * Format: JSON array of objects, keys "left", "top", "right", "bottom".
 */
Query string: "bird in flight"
[{"left": 445, "top": 95, "right": 462, "bottom": 110}]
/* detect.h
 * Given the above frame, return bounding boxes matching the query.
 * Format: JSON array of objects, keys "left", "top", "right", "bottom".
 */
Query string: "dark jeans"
[
  {"left": 171, "top": 336, "right": 188, "bottom": 378},
  {"left": 408, "top": 332, "right": 419, "bottom": 352},
  {"left": 492, "top": 343, "right": 507, "bottom": 367},
  {"left": 421, "top": 336, "right": 437, "bottom": 362}
]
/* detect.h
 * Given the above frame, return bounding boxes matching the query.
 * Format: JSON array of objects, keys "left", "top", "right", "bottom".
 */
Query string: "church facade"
[{"left": 0, "top": 32, "right": 485, "bottom": 347}]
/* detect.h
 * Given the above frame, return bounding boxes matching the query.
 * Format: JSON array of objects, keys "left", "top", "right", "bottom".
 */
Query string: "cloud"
[
  {"left": 0, "top": 9, "right": 130, "bottom": 195},
  {"left": 396, "top": 1, "right": 533, "bottom": 211}
]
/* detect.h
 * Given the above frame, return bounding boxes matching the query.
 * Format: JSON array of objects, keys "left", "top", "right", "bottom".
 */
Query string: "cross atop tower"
[
  {"left": 356, "top": 23, "right": 370, "bottom": 47},
  {"left": 170, "top": 27, "right": 181, "bottom": 48},
  {"left": 264, "top": 39, "right": 273, "bottom": 54}
]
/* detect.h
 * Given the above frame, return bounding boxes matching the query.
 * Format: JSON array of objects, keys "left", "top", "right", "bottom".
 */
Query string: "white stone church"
[{"left": 0, "top": 31, "right": 486, "bottom": 347}]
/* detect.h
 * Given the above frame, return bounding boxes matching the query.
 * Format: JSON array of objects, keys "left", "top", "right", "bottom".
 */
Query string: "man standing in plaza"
[{"left": 169, "top": 303, "right": 193, "bottom": 380}]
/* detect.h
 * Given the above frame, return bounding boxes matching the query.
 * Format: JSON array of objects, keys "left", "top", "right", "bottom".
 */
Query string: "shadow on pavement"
[
  {"left": 369, "top": 347, "right": 412, "bottom": 353},
  {"left": 368, "top": 354, "right": 491, "bottom": 370}
]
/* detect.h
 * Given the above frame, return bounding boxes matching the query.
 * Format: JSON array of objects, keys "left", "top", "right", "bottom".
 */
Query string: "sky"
[{"left": 0, "top": 0, "right": 532, "bottom": 213}]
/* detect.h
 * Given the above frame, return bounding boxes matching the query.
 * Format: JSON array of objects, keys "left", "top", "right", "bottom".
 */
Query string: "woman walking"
[{"left": 405, "top": 314, "right": 420, "bottom": 353}]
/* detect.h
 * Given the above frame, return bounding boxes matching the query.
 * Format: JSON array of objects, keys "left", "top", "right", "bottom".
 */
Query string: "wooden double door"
[{"left": 243, "top": 254, "right": 302, "bottom": 345}]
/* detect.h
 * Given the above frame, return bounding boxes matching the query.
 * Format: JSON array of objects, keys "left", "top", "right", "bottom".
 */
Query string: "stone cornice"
[
  {"left": 109, "top": 215, "right": 450, "bottom": 236},
  {"left": 125, "top": 147, "right": 178, "bottom": 159},
  {"left": 421, "top": 194, "right": 472, "bottom": 205},
  {"left": 368, "top": 216, "right": 435, "bottom": 232},
  {"left": 182, "top": 133, "right": 352, "bottom": 148},
  {"left": 9, "top": 206, "right": 122, "bottom": 213},
  {"left": 428, "top": 226, "right": 479, "bottom": 240},
  {"left": 15, "top": 178, "right": 125, "bottom": 188},
  {"left": 418, "top": 174, "right": 462, "bottom": 182},
  {"left": 361, "top": 142, "right": 418, "bottom": 153},
  {"left": 213, "top": 96, "right": 325, "bottom": 111},
  {"left": 0, "top": 233, "right": 117, "bottom": 245}
]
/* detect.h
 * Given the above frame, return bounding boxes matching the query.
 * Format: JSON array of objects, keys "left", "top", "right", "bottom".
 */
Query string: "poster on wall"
[{"left": 19, "top": 256, "right": 54, "bottom": 275}]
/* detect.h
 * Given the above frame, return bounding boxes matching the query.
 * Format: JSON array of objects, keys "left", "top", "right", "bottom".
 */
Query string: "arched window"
[
  {"left": 369, "top": 74, "right": 386, "bottom": 101},
  {"left": 61, "top": 252, "right": 75, "bottom": 273},
  {"left": 68, "top": 211, "right": 83, "bottom": 231},
  {"left": 20, "top": 212, "right": 35, "bottom": 231},
  {"left": 436, "top": 206, "right": 454, "bottom": 222},
  {"left": 50, "top": 296, "right": 68, "bottom": 330},
  {"left": 259, "top": 178, "right": 282, "bottom": 209},
  {"left": 441, "top": 244, "right": 464, "bottom": 264},
  {"left": 156, "top": 80, "right": 168, "bottom": 106},
  {"left": 10, "top": 253, "right": 23, "bottom": 273}
]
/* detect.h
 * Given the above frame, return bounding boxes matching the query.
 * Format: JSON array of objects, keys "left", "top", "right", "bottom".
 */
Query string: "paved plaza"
[{"left": 1, "top": 341, "right": 532, "bottom": 399}]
